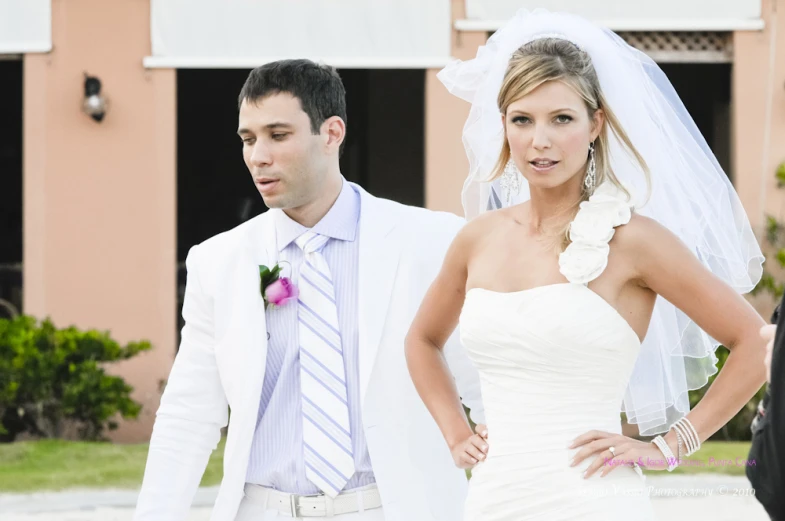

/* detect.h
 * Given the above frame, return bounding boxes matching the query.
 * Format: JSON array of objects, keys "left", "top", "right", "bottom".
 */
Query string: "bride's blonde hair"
[{"left": 491, "top": 38, "right": 651, "bottom": 247}]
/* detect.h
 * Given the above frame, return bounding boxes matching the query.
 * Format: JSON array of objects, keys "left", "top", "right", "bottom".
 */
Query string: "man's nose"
[{"left": 249, "top": 142, "right": 272, "bottom": 166}]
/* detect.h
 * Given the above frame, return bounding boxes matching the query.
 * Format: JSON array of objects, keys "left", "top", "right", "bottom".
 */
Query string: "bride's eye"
[
  {"left": 511, "top": 116, "right": 530, "bottom": 125},
  {"left": 555, "top": 115, "right": 573, "bottom": 124}
]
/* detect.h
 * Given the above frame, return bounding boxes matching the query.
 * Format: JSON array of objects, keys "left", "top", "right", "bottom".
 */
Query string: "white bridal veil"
[{"left": 439, "top": 9, "right": 764, "bottom": 435}]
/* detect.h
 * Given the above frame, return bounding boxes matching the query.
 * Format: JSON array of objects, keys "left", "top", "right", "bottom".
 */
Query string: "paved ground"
[{"left": 0, "top": 475, "right": 771, "bottom": 520}]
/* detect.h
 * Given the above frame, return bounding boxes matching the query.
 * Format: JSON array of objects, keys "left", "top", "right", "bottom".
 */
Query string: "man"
[
  {"left": 133, "top": 60, "right": 484, "bottom": 521},
  {"left": 748, "top": 300, "right": 784, "bottom": 521}
]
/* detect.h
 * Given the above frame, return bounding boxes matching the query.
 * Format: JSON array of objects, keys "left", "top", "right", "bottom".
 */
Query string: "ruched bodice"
[
  {"left": 459, "top": 284, "right": 656, "bottom": 520},
  {"left": 462, "top": 284, "right": 640, "bottom": 451}
]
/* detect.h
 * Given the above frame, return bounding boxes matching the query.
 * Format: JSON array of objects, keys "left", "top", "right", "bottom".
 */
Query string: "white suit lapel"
[
  {"left": 355, "top": 186, "right": 403, "bottom": 410},
  {"left": 221, "top": 213, "right": 276, "bottom": 407}
]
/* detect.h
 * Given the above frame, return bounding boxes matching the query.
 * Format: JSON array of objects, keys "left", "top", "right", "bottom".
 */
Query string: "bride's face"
[{"left": 503, "top": 80, "right": 603, "bottom": 192}]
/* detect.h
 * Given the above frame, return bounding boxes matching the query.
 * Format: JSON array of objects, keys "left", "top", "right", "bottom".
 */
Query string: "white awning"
[
  {"left": 0, "top": 0, "right": 51, "bottom": 54},
  {"left": 458, "top": 0, "right": 764, "bottom": 32},
  {"left": 145, "top": 0, "right": 451, "bottom": 69}
]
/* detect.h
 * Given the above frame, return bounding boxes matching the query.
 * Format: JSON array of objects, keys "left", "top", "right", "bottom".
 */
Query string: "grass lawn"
[
  {"left": 666, "top": 441, "right": 754, "bottom": 476},
  {"left": 0, "top": 439, "right": 751, "bottom": 493},
  {"left": 0, "top": 438, "right": 225, "bottom": 493}
]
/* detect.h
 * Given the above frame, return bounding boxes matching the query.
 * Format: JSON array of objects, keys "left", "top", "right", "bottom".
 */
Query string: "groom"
[{"left": 133, "top": 59, "right": 484, "bottom": 521}]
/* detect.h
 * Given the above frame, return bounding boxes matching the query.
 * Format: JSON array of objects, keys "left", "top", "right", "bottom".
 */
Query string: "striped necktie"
[{"left": 295, "top": 231, "right": 355, "bottom": 497}]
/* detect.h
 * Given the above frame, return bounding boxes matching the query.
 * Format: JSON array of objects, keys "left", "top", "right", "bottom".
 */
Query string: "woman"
[{"left": 405, "top": 9, "right": 768, "bottom": 520}]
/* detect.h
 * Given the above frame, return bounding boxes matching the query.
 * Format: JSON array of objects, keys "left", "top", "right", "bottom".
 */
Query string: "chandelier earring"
[{"left": 584, "top": 142, "right": 597, "bottom": 193}]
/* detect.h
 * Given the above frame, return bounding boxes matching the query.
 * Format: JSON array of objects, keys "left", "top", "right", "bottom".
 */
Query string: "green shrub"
[{"left": 0, "top": 315, "right": 151, "bottom": 442}]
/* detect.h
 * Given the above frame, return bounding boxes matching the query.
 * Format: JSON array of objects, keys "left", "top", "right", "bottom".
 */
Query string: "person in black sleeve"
[{"left": 748, "top": 301, "right": 785, "bottom": 520}]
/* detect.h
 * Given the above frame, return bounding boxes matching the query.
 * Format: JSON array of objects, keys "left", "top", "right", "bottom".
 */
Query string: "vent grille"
[{"left": 616, "top": 31, "right": 732, "bottom": 62}]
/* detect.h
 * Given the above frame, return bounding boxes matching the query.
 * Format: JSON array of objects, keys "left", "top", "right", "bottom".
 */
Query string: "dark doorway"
[
  {"left": 339, "top": 69, "right": 425, "bottom": 206},
  {"left": 0, "top": 59, "right": 23, "bottom": 319},
  {"left": 659, "top": 63, "right": 733, "bottom": 180}
]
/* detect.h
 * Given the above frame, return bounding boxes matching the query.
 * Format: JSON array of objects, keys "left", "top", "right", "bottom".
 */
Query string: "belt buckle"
[{"left": 289, "top": 492, "right": 322, "bottom": 517}]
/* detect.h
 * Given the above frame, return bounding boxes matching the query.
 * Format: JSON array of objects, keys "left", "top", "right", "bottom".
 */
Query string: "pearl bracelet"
[
  {"left": 672, "top": 417, "right": 701, "bottom": 456},
  {"left": 652, "top": 435, "right": 678, "bottom": 472},
  {"left": 672, "top": 422, "right": 690, "bottom": 460},
  {"left": 673, "top": 427, "right": 684, "bottom": 462}
]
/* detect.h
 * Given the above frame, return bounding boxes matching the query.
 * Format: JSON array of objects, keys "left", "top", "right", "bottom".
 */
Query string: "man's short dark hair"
[{"left": 238, "top": 59, "right": 347, "bottom": 153}]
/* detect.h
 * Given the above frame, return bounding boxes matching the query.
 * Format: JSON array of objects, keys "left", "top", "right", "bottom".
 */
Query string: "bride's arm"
[
  {"left": 628, "top": 214, "right": 768, "bottom": 454},
  {"left": 573, "top": 214, "right": 767, "bottom": 478},
  {"left": 405, "top": 219, "right": 487, "bottom": 469}
]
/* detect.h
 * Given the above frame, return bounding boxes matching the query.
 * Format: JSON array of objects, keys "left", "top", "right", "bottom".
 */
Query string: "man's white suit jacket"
[{"left": 134, "top": 184, "right": 485, "bottom": 521}]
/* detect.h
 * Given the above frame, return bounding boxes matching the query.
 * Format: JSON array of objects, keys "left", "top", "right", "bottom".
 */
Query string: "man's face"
[{"left": 237, "top": 93, "right": 329, "bottom": 210}]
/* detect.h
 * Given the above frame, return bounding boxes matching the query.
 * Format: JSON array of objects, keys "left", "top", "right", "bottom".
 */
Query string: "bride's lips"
[
  {"left": 255, "top": 178, "right": 280, "bottom": 194},
  {"left": 529, "top": 159, "right": 559, "bottom": 173}
]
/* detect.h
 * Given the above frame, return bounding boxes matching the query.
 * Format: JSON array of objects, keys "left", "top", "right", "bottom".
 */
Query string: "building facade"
[{"left": 1, "top": 0, "right": 784, "bottom": 441}]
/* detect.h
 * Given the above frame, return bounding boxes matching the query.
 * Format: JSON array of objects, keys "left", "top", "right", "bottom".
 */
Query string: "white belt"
[{"left": 243, "top": 483, "right": 382, "bottom": 518}]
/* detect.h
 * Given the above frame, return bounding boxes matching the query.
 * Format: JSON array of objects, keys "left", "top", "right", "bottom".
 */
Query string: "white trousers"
[{"left": 234, "top": 485, "right": 386, "bottom": 521}]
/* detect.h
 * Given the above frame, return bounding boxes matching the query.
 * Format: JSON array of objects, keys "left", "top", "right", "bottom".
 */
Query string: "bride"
[{"left": 405, "top": 9, "right": 768, "bottom": 520}]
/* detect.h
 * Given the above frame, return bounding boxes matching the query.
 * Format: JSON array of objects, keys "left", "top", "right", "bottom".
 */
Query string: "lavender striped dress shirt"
[{"left": 245, "top": 179, "right": 375, "bottom": 494}]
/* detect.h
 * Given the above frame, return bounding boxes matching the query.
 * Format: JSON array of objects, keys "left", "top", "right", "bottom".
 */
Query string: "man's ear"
[{"left": 322, "top": 116, "right": 346, "bottom": 152}]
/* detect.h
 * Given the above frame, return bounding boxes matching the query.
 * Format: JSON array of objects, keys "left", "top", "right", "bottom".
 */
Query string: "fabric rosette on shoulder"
[{"left": 559, "top": 183, "right": 632, "bottom": 285}]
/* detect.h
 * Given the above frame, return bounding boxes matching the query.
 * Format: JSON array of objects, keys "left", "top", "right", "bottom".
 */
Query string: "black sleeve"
[{"left": 746, "top": 299, "right": 785, "bottom": 521}]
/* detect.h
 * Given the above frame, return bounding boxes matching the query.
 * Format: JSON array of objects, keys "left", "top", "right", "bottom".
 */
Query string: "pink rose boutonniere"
[{"left": 259, "top": 263, "right": 298, "bottom": 309}]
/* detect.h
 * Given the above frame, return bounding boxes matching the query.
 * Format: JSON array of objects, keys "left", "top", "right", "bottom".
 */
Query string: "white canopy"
[
  {"left": 459, "top": 0, "right": 764, "bottom": 31},
  {"left": 145, "top": 0, "right": 452, "bottom": 69},
  {"left": 0, "top": 0, "right": 51, "bottom": 54}
]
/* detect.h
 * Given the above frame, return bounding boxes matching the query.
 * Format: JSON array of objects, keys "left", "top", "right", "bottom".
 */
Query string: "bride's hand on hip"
[
  {"left": 450, "top": 432, "right": 489, "bottom": 469},
  {"left": 569, "top": 430, "right": 670, "bottom": 478}
]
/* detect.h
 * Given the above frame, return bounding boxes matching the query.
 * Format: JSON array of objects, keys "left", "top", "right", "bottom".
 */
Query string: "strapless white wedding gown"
[{"left": 459, "top": 183, "right": 658, "bottom": 520}]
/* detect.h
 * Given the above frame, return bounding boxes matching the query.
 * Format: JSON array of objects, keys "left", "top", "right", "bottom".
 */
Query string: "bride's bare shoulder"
[
  {"left": 612, "top": 212, "right": 677, "bottom": 258},
  {"left": 458, "top": 207, "right": 517, "bottom": 241},
  {"left": 448, "top": 208, "right": 517, "bottom": 261}
]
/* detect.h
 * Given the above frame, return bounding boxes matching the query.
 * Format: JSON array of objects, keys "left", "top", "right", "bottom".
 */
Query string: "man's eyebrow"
[{"left": 237, "top": 122, "right": 294, "bottom": 136}]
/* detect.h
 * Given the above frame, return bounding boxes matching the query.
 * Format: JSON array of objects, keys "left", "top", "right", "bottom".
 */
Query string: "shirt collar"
[{"left": 274, "top": 178, "right": 360, "bottom": 252}]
